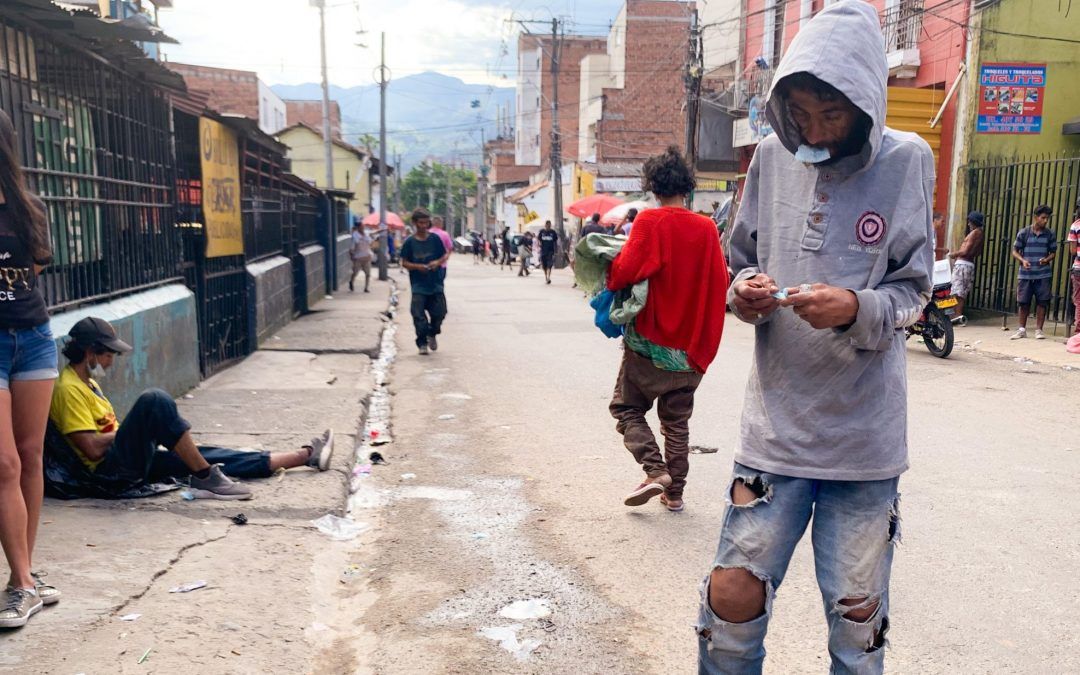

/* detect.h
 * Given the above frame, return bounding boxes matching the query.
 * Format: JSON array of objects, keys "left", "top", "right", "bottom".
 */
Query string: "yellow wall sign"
[{"left": 199, "top": 118, "right": 244, "bottom": 257}]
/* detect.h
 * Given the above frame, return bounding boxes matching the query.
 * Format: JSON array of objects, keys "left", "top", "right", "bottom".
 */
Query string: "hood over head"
[{"left": 765, "top": 0, "right": 888, "bottom": 169}]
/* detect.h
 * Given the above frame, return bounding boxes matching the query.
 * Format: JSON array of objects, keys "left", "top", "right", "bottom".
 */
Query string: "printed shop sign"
[
  {"left": 977, "top": 63, "right": 1046, "bottom": 134},
  {"left": 198, "top": 117, "right": 244, "bottom": 257}
]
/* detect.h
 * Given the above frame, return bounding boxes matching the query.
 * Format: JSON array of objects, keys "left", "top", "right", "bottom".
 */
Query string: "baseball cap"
[
  {"left": 967, "top": 211, "right": 985, "bottom": 227},
  {"left": 68, "top": 317, "right": 132, "bottom": 353}
]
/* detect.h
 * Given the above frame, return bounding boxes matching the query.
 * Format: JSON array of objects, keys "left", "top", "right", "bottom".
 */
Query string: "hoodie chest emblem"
[{"left": 855, "top": 211, "right": 887, "bottom": 247}]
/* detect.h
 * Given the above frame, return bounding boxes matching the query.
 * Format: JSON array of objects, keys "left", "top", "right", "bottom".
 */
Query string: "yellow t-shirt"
[{"left": 49, "top": 366, "right": 118, "bottom": 470}]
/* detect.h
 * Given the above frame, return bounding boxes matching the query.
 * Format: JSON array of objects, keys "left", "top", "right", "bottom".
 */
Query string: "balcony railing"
[{"left": 882, "top": 0, "right": 924, "bottom": 54}]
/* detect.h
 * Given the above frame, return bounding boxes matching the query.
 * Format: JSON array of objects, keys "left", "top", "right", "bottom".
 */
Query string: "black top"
[
  {"left": 0, "top": 203, "right": 49, "bottom": 329},
  {"left": 538, "top": 228, "right": 559, "bottom": 254},
  {"left": 400, "top": 234, "right": 447, "bottom": 295}
]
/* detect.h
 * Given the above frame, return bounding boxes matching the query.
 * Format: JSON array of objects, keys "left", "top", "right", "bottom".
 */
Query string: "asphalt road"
[{"left": 361, "top": 259, "right": 1078, "bottom": 674}]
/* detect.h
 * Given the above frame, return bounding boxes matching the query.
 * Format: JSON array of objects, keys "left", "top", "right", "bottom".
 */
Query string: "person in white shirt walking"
[{"left": 349, "top": 220, "right": 373, "bottom": 293}]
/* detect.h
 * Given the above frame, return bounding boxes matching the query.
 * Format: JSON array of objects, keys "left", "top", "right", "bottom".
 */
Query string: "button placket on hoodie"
[{"left": 801, "top": 174, "right": 833, "bottom": 251}]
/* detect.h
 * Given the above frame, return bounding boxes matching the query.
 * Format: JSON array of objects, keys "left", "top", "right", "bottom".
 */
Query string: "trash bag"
[
  {"left": 590, "top": 290, "right": 623, "bottom": 339},
  {"left": 43, "top": 423, "right": 179, "bottom": 500}
]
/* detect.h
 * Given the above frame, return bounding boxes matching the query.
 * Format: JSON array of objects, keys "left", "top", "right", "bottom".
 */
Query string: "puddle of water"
[{"left": 348, "top": 289, "right": 399, "bottom": 517}]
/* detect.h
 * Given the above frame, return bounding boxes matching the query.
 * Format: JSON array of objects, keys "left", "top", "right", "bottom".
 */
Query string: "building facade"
[
  {"left": 166, "top": 62, "right": 287, "bottom": 135},
  {"left": 285, "top": 99, "right": 343, "bottom": 140}
]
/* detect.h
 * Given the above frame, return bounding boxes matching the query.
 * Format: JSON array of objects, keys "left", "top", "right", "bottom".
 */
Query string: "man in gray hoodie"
[{"left": 697, "top": 3, "right": 933, "bottom": 673}]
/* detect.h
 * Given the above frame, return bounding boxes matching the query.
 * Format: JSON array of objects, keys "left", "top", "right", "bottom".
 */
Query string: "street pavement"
[
  {"left": 0, "top": 282, "right": 392, "bottom": 674},
  {"left": 363, "top": 258, "right": 1079, "bottom": 674}
]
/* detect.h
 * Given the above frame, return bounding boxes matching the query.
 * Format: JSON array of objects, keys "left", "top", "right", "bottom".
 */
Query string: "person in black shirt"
[
  {"left": 580, "top": 212, "right": 605, "bottom": 238},
  {"left": 537, "top": 221, "right": 559, "bottom": 284},
  {"left": 0, "top": 109, "right": 59, "bottom": 628},
  {"left": 500, "top": 226, "right": 512, "bottom": 270},
  {"left": 400, "top": 208, "right": 449, "bottom": 355}
]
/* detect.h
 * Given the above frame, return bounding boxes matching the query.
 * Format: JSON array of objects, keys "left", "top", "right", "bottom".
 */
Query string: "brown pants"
[{"left": 609, "top": 348, "right": 703, "bottom": 498}]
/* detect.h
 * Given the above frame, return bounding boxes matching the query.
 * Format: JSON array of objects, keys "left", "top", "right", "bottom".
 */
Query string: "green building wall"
[{"left": 969, "top": 0, "right": 1080, "bottom": 160}]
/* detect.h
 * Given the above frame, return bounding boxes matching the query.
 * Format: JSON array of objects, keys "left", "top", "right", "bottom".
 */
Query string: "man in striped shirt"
[{"left": 1010, "top": 204, "right": 1057, "bottom": 340}]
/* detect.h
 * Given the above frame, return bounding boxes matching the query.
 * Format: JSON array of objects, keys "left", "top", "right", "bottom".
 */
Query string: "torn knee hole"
[
  {"left": 838, "top": 596, "right": 880, "bottom": 624},
  {"left": 866, "top": 617, "right": 889, "bottom": 653},
  {"left": 730, "top": 476, "right": 770, "bottom": 506},
  {"left": 708, "top": 567, "right": 768, "bottom": 623}
]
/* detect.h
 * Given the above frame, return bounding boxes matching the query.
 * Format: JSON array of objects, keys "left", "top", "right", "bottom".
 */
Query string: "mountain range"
[{"left": 273, "top": 72, "right": 515, "bottom": 171}]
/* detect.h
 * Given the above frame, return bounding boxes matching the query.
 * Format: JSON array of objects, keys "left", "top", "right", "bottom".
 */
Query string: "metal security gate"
[
  {"left": 175, "top": 110, "right": 249, "bottom": 376},
  {"left": 965, "top": 154, "right": 1079, "bottom": 329}
]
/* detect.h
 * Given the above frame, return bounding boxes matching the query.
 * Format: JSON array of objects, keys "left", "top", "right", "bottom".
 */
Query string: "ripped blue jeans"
[{"left": 698, "top": 463, "right": 900, "bottom": 675}]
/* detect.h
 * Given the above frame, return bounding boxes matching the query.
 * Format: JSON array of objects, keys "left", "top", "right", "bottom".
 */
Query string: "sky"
[{"left": 157, "top": 0, "right": 625, "bottom": 89}]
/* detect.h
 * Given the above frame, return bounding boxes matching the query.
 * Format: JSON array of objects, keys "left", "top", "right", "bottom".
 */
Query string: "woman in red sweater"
[{"left": 607, "top": 146, "right": 728, "bottom": 512}]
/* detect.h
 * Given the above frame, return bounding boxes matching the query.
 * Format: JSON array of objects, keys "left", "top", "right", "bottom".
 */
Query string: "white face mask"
[
  {"left": 795, "top": 144, "right": 832, "bottom": 164},
  {"left": 89, "top": 361, "right": 106, "bottom": 379}
]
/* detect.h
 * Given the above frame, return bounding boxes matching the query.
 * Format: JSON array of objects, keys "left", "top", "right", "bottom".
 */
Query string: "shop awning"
[{"left": 1063, "top": 116, "right": 1080, "bottom": 135}]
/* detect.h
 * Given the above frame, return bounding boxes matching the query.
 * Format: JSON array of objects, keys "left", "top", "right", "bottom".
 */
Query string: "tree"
[{"left": 400, "top": 161, "right": 477, "bottom": 233}]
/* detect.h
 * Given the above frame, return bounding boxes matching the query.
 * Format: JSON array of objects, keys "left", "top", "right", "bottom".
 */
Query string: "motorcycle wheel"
[{"left": 923, "top": 305, "right": 954, "bottom": 358}]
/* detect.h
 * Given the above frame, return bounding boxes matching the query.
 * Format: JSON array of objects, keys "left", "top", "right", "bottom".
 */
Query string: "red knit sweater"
[{"left": 607, "top": 206, "right": 728, "bottom": 373}]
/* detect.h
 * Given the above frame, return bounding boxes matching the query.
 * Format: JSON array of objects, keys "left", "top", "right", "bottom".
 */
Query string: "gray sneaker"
[
  {"left": 428, "top": 335, "right": 438, "bottom": 352},
  {"left": 305, "top": 429, "right": 335, "bottom": 471},
  {"left": 189, "top": 465, "right": 253, "bottom": 501},
  {"left": 0, "top": 588, "right": 43, "bottom": 629}
]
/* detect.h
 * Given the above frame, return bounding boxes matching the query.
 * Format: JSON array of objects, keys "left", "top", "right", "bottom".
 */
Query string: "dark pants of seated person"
[{"left": 95, "top": 389, "right": 272, "bottom": 484}]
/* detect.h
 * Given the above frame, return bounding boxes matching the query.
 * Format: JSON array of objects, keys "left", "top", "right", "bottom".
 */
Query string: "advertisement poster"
[
  {"left": 977, "top": 63, "right": 1046, "bottom": 134},
  {"left": 198, "top": 117, "right": 244, "bottom": 257}
]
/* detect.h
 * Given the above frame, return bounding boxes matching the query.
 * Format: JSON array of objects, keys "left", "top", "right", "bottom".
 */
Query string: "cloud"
[
  {"left": 158, "top": 0, "right": 622, "bottom": 88},
  {"left": 160, "top": 0, "right": 516, "bottom": 87}
]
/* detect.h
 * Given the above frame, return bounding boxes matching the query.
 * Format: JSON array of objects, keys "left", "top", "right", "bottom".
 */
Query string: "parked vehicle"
[{"left": 904, "top": 260, "right": 955, "bottom": 358}]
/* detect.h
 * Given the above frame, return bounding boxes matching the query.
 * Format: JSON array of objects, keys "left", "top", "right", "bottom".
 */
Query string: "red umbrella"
[
  {"left": 361, "top": 211, "right": 406, "bottom": 230},
  {"left": 567, "top": 193, "right": 623, "bottom": 219}
]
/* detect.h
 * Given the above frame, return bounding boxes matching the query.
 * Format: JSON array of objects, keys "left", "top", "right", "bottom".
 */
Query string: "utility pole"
[
  {"left": 313, "top": 0, "right": 334, "bottom": 191},
  {"left": 684, "top": 7, "right": 703, "bottom": 210},
  {"left": 376, "top": 32, "right": 390, "bottom": 280},
  {"left": 394, "top": 152, "right": 402, "bottom": 214},
  {"left": 549, "top": 18, "right": 565, "bottom": 245},
  {"left": 445, "top": 168, "right": 453, "bottom": 237},
  {"left": 477, "top": 128, "right": 487, "bottom": 238}
]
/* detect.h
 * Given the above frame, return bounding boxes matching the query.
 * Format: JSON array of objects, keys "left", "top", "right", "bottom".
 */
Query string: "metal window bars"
[
  {"left": 0, "top": 16, "right": 181, "bottom": 312},
  {"left": 965, "top": 153, "right": 1080, "bottom": 332},
  {"left": 881, "top": 0, "right": 924, "bottom": 54}
]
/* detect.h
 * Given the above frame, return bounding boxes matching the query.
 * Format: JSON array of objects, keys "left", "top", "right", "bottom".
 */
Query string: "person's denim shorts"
[{"left": 0, "top": 323, "right": 59, "bottom": 390}]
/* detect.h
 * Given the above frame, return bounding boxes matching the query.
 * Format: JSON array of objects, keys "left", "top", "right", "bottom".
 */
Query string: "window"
[{"left": 762, "top": 1, "right": 784, "bottom": 67}]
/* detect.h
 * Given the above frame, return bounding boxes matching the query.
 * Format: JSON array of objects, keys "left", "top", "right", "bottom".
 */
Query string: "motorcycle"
[{"left": 905, "top": 273, "right": 956, "bottom": 358}]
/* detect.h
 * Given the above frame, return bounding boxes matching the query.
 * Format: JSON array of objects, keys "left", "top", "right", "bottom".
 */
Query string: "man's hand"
[
  {"left": 779, "top": 284, "right": 859, "bottom": 330},
  {"left": 731, "top": 275, "right": 781, "bottom": 322},
  {"left": 1022, "top": 260, "right": 1032, "bottom": 270}
]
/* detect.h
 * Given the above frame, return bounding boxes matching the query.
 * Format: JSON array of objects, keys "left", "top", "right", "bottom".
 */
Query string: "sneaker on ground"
[
  {"left": 0, "top": 588, "right": 42, "bottom": 629},
  {"left": 1010, "top": 328, "right": 1027, "bottom": 340},
  {"left": 306, "top": 429, "right": 335, "bottom": 471},
  {"left": 623, "top": 474, "right": 672, "bottom": 507},
  {"left": 1035, "top": 329, "right": 1046, "bottom": 340},
  {"left": 32, "top": 573, "right": 60, "bottom": 605},
  {"left": 428, "top": 335, "right": 438, "bottom": 352},
  {"left": 418, "top": 345, "right": 429, "bottom": 355},
  {"left": 189, "top": 465, "right": 253, "bottom": 501},
  {"left": 660, "top": 494, "right": 685, "bottom": 512}
]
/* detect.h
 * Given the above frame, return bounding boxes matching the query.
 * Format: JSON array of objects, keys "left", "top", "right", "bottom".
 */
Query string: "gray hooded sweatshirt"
[{"left": 725, "top": 0, "right": 934, "bottom": 481}]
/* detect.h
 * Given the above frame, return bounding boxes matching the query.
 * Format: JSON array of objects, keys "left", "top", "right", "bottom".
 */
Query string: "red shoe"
[
  {"left": 623, "top": 474, "right": 671, "bottom": 506},
  {"left": 660, "top": 494, "right": 685, "bottom": 512}
]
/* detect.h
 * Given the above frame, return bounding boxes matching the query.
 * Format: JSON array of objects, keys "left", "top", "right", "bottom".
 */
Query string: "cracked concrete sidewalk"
[{"left": 0, "top": 280, "right": 393, "bottom": 674}]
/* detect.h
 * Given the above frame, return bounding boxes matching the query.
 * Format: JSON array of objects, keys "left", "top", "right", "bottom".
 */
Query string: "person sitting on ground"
[{"left": 46, "top": 317, "right": 333, "bottom": 500}]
